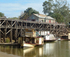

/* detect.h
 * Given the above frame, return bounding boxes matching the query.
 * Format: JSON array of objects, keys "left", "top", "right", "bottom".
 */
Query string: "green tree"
[
  {"left": 8, "top": 17, "right": 19, "bottom": 19},
  {"left": 0, "top": 12, "right": 4, "bottom": 17},
  {"left": 42, "top": 0, "right": 53, "bottom": 15},
  {"left": 43, "top": 0, "right": 70, "bottom": 24},
  {"left": 20, "top": 7, "right": 39, "bottom": 20},
  {"left": 53, "top": 0, "right": 70, "bottom": 24},
  {"left": 51, "top": 13, "right": 64, "bottom": 23}
]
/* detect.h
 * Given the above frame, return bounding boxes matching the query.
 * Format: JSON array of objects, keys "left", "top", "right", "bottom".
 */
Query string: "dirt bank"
[{"left": 0, "top": 51, "right": 21, "bottom": 57}]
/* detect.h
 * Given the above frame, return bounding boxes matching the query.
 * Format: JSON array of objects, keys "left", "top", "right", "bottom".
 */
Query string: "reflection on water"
[
  {"left": 43, "top": 42, "right": 55, "bottom": 57},
  {"left": 0, "top": 41, "right": 70, "bottom": 57}
]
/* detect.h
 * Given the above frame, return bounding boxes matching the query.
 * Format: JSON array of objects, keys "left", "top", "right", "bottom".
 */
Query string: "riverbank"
[
  {"left": 0, "top": 51, "right": 21, "bottom": 57},
  {"left": 0, "top": 43, "right": 20, "bottom": 46}
]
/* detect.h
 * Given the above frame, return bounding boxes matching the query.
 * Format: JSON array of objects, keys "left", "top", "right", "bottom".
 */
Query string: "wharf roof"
[{"left": 34, "top": 14, "right": 55, "bottom": 20}]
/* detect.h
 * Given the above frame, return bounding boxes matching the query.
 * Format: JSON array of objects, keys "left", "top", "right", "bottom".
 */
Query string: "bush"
[{"left": 5, "top": 37, "right": 10, "bottom": 43}]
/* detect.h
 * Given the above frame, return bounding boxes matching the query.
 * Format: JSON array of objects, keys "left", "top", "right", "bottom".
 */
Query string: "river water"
[{"left": 0, "top": 41, "right": 70, "bottom": 57}]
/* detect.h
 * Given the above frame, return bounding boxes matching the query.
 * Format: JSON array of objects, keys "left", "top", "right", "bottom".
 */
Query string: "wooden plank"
[
  {"left": 0, "top": 20, "right": 5, "bottom": 26},
  {"left": 6, "top": 29, "right": 12, "bottom": 35}
]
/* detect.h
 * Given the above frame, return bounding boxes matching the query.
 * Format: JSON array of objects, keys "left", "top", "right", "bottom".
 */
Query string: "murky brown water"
[{"left": 0, "top": 41, "right": 70, "bottom": 57}]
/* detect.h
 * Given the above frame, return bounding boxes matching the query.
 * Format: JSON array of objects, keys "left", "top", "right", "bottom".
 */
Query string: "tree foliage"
[
  {"left": 20, "top": 7, "right": 39, "bottom": 20},
  {"left": 43, "top": 0, "right": 53, "bottom": 15},
  {"left": 43, "top": 0, "right": 70, "bottom": 24},
  {"left": 8, "top": 17, "right": 19, "bottom": 19},
  {"left": 0, "top": 12, "right": 4, "bottom": 17},
  {"left": 51, "top": 13, "right": 64, "bottom": 23}
]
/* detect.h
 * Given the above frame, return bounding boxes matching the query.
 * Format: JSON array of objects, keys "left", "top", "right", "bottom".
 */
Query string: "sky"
[{"left": 0, "top": 0, "right": 70, "bottom": 18}]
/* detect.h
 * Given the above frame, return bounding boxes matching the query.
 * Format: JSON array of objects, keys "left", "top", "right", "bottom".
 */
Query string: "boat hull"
[
  {"left": 44, "top": 39, "right": 56, "bottom": 42},
  {"left": 58, "top": 38, "right": 61, "bottom": 41},
  {"left": 36, "top": 43, "right": 44, "bottom": 46},
  {"left": 61, "top": 39, "right": 70, "bottom": 41},
  {"left": 23, "top": 43, "right": 36, "bottom": 48}
]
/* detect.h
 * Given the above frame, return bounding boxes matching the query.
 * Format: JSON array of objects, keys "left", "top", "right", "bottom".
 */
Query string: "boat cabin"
[
  {"left": 19, "top": 36, "right": 44, "bottom": 47},
  {"left": 18, "top": 28, "right": 44, "bottom": 47}
]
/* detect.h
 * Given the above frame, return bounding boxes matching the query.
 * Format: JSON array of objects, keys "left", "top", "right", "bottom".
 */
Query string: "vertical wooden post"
[
  {"left": 49, "top": 25, "right": 51, "bottom": 33},
  {"left": 21, "top": 22, "right": 22, "bottom": 37},
  {"left": 4, "top": 20, "right": 7, "bottom": 43},
  {"left": 4, "top": 28, "right": 6, "bottom": 43},
  {"left": 15, "top": 29, "right": 17, "bottom": 43},
  {"left": 23, "top": 29, "right": 25, "bottom": 37},
  {"left": 0, "top": 28, "right": 1, "bottom": 42},
  {"left": 40, "top": 31, "right": 41, "bottom": 35},
  {"left": 23, "top": 29, "right": 25, "bottom": 43},
  {"left": 10, "top": 21, "right": 12, "bottom": 43},
  {"left": 26, "top": 22, "right": 27, "bottom": 28},
  {"left": 21, "top": 29, "right": 22, "bottom": 37},
  {"left": 10, "top": 29, "right": 12, "bottom": 43},
  {"left": 0, "top": 20, "right": 1, "bottom": 42}
]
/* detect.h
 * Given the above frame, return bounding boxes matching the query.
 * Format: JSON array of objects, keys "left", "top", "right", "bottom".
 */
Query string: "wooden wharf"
[{"left": 0, "top": 17, "right": 67, "bottom": 43}]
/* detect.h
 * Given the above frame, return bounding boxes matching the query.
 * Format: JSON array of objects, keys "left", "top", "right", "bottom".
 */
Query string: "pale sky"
[{"left": 0, "top": 0, "right": 70, "bottom": 18}]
